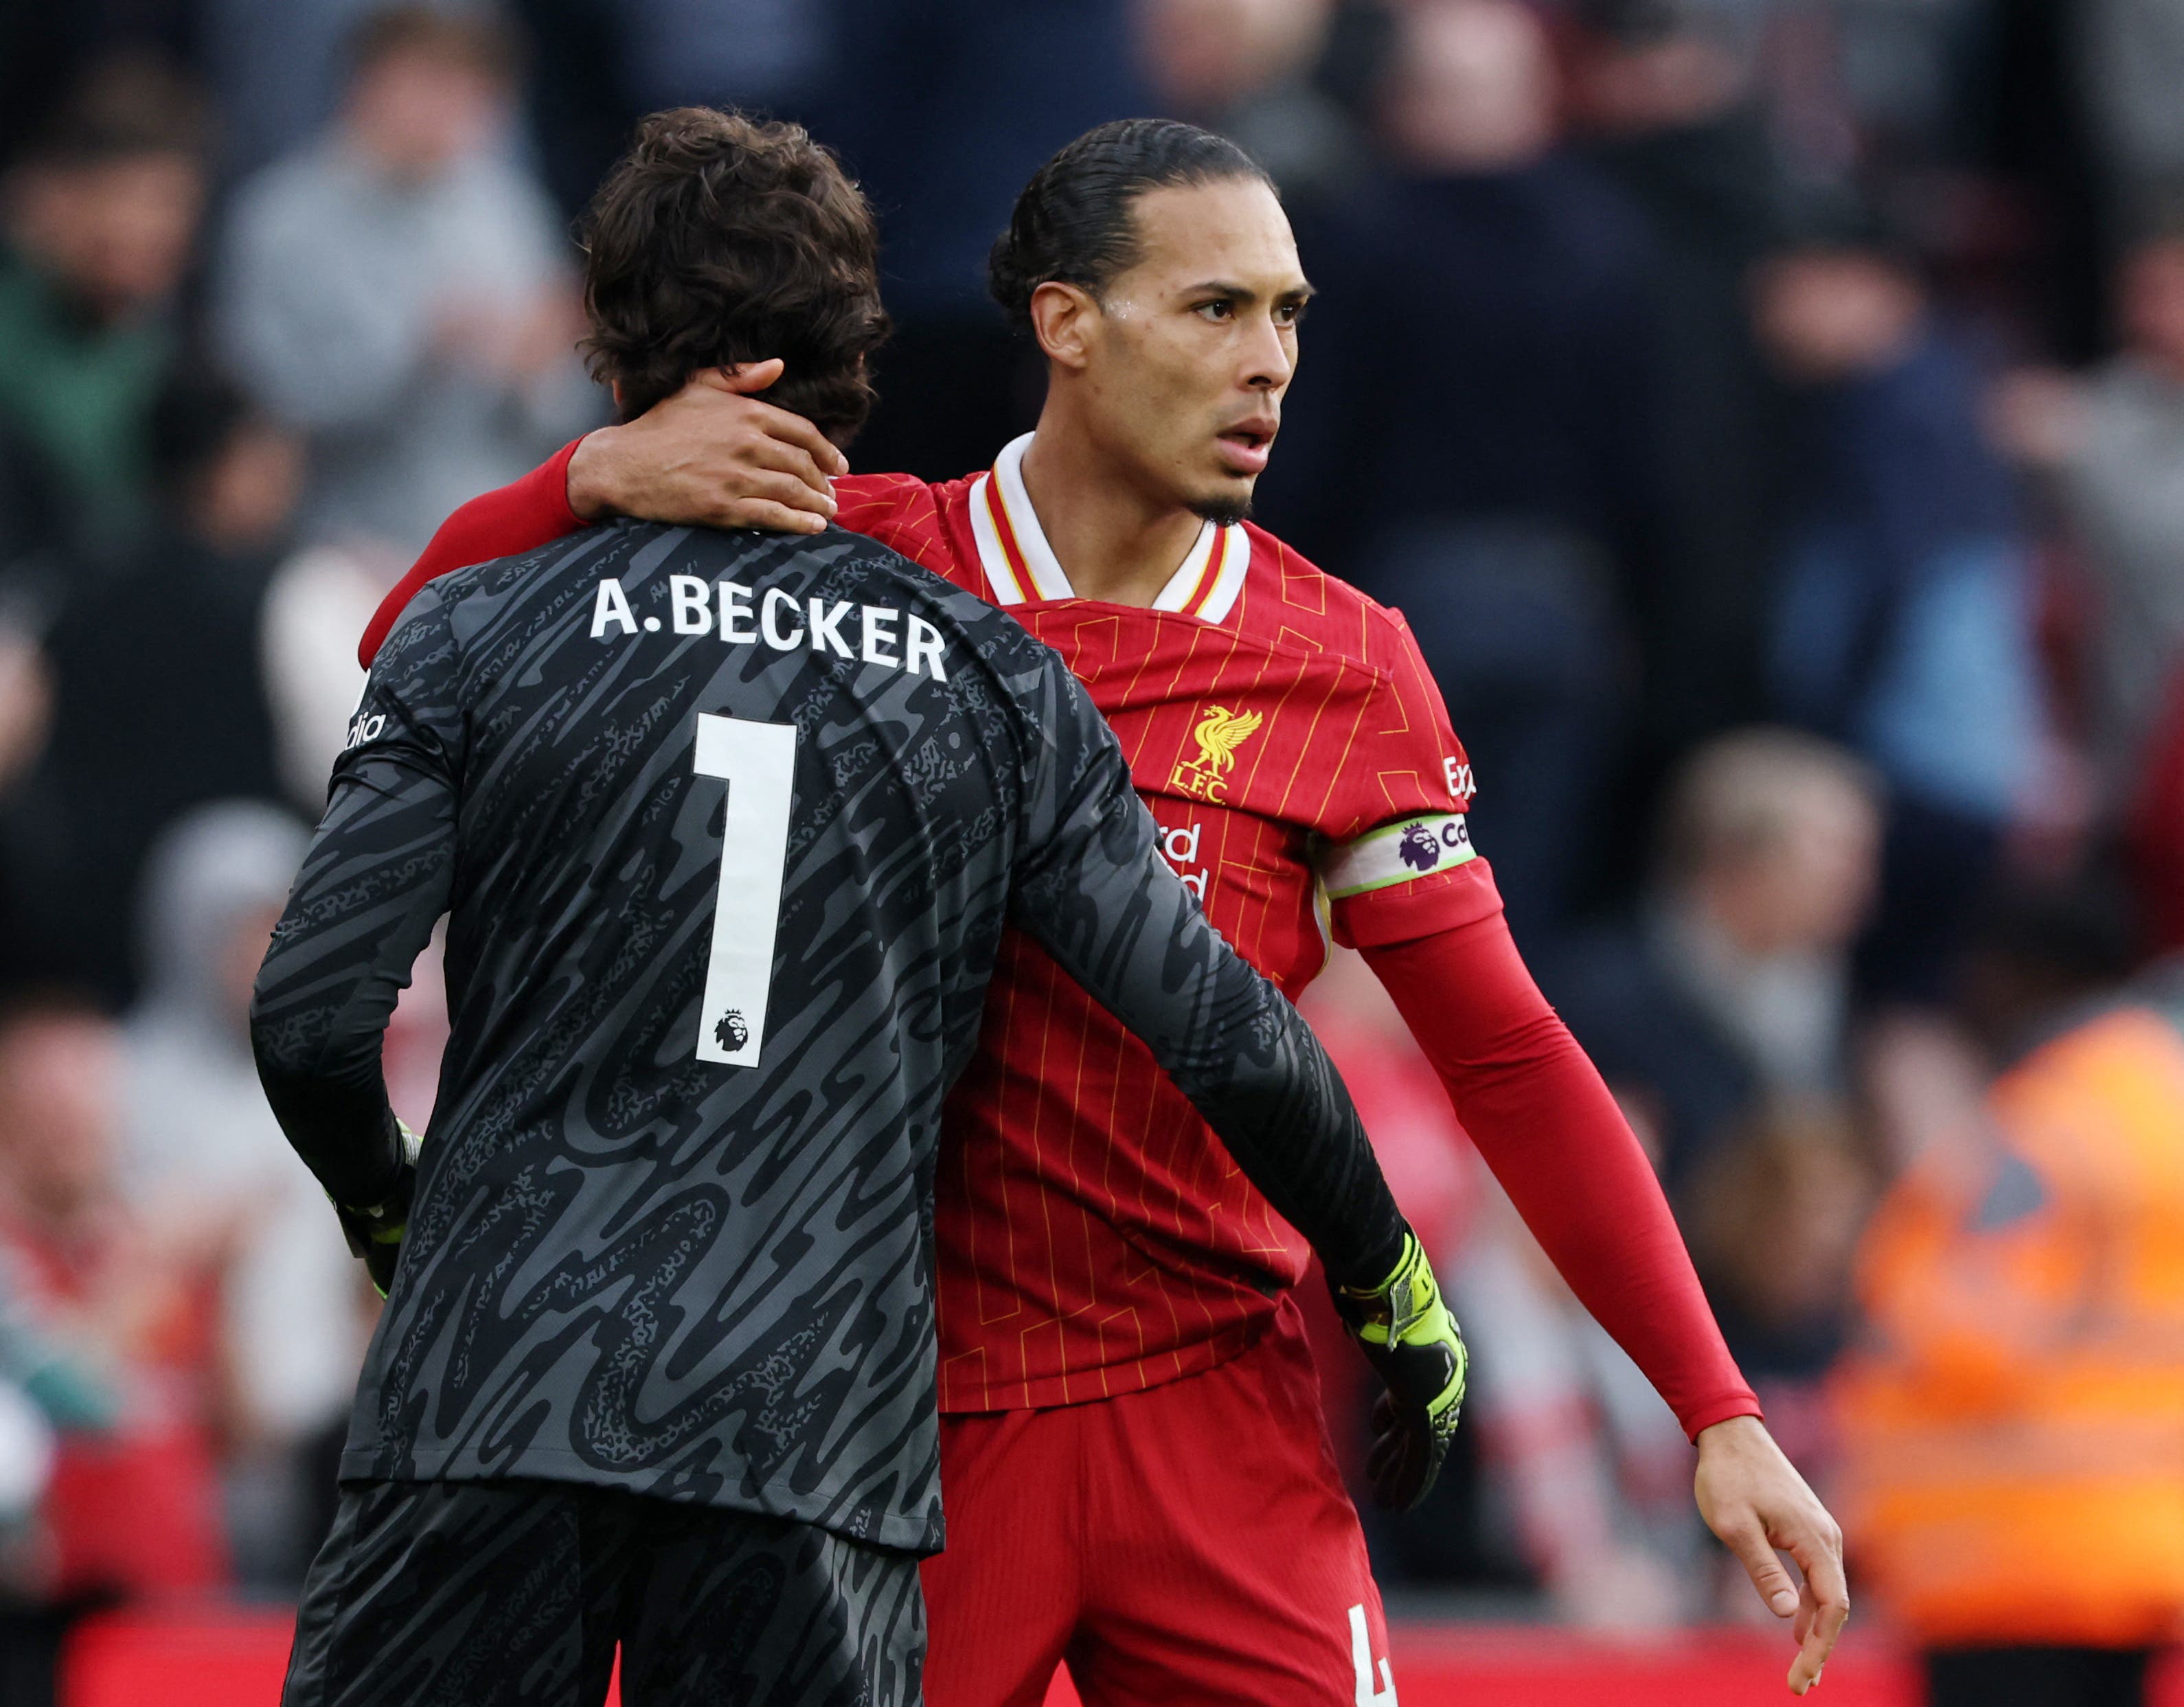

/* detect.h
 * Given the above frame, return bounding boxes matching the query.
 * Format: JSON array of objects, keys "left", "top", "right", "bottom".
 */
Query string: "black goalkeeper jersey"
[{"left": 251, "top": 519, "right": 1401, "bottom": 1553}]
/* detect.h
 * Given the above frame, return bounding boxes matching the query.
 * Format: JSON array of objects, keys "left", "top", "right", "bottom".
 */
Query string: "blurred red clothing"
[
  {"left": 0, "top": 1206, "right": 229, "bottom": 1598},
  {"left": 2130, "top": 669, "right": 2184, "bottom": 954}
]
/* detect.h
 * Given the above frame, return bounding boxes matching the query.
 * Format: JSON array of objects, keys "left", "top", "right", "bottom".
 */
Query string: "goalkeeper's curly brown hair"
[{"left": 578, "top": 108, "right": 889, "bottom": 445}]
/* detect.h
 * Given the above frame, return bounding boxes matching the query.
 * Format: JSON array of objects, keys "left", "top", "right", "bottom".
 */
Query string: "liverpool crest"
[{"left": 1170, "top": 704, "right": 1263, "bottom": 803}]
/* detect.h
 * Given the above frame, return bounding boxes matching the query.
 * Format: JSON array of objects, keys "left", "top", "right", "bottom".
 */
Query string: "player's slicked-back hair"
[
  {"left": 988, "top": 119, "right": 1274, "bottom": 331},
  {"left": 580, "top": 107, "right": 890, "bottom": 444}
]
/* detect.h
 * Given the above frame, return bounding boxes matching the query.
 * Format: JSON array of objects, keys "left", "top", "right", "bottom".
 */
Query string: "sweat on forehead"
[{"left": 988, "top": 118, "right": 1276, "bottom": 327}]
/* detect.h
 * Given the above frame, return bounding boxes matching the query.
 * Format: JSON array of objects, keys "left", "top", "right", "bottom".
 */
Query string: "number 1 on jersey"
[{"left": 693, "top": 711, "right": 797, "bottom": 1067}]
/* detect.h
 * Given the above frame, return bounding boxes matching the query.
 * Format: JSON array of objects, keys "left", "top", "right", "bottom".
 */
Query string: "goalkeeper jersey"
[{"left": 251, "top": 518, "right": 1402, "bottom": 1553}]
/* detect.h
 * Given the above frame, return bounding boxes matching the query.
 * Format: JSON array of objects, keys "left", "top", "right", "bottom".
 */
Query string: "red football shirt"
[{"left": 834, "top": 435, "right": 1496, "bottom": 1408}]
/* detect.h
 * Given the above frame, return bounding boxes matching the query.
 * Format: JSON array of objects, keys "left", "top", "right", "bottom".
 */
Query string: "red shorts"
[{"left": 921, "top": 1304, "right": 1398, "bottom": 1706}]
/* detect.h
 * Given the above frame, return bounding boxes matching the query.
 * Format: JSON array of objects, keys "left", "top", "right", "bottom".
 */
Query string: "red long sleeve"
[
  {"left": 358, "top": 437, "right": 589, "bottom": 667},
  {"left": 1363, "top": 914, "right": 1760, "bottom": 1441}
]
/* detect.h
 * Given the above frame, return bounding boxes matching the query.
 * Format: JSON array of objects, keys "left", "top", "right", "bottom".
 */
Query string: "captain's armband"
[{"left": 1319, "top": 814, "right": 1476, "bottom": 901}]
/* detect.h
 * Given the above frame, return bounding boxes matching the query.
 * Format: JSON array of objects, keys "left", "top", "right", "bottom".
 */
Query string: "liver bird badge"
[{"left": 1172, "top": 704, "right": 1264, "bottom": 803}]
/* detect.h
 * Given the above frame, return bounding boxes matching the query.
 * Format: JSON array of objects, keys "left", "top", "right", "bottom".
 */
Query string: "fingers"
[
  {"left": 748, "top": 401, "right": 850, "bottom": 478},
  {"left": 1718, "top": 1517, "right": 1801, "bottom": 1620},
  {"left": 707, "top": 358, "right": 785, "bottom": 395},
  {"left": 736, "top": 429, "right": 843, "bottom": 505},
  {"left": 720, "top": 500, "right": 830, "bottom": 536},
  {"left": 708, "top": 465, "right": 835, "bottom": 525},
  {"left": 1782, "top": 1521, "right": 1850, "bottom": 1695},
  {"left": 1363, "top": 1399, "right": 1421, "bottom": 1511},
  {"left": 694, "top": 363, "right": 850, "bottom": 475}
]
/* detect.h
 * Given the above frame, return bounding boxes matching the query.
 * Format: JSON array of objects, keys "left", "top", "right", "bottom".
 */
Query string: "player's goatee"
[{"left": 1192, "top": 497, "right": 1251, "bottom": 528}]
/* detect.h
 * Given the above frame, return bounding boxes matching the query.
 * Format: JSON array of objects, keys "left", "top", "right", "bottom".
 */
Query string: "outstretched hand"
[
  {"left": 567, "top": 359, "right": 848, "bottom": 534},
  {"left": 1694, "top": 1416, "right": 1849, "bottom": 1694}
]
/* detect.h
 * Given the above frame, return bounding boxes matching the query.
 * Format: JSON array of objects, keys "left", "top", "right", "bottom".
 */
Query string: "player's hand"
[
  {"left": 1332, "top": 1229, "right": 1467, "bottom": 1511},
  {"left": 333, "top": 1119, "right": 423, "bottom": 1298},
  {"left": 567, "top": 360, "right": 848, "bottom": 534},
  {"left": 1693, "top": 1415, "right": 1849, "bottom": 1695}
]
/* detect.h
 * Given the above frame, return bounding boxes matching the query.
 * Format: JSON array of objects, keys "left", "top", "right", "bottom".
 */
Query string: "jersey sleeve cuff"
[
  {"left": 1329, "top": 858, "right": 1503, "bottom": 950},
  {"left": 544, "top": 436, "right": 587, "bottom": 528},
  {"left": 1679, "top": 1391, "right": 1766, "bottom": 1443}
]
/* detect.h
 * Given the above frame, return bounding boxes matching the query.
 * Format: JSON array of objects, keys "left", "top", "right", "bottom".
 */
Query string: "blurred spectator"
[
  {"left": 199, "top": 0, "right": 385, "bottom": 185},
  {"left": 1301, "top": 951, "right": 1706, "bottom": 1616},
  {"left": 122, "top": 803, "right": 359, "bottom": 1588},
  {"left": 1681, "top": 1097, "right": 1871, "bottom": 1456},
  {"left": 1, "top": 363, "right": 294, "bottom": 1005},
  {"left": 1755, "top": 236, "right": 2050, "bottom": 1000},
  {"left": 215, "top": 6, "right": 600, "bottom": 556},
  {"left": 2002, "top": 231, "right": 2184, "bottom": 797},
  {"left": 0, "top": 1000, "right": 231, "bottom": 1612},
  {"left": 1567, "top": 0, "right": 1790, "bottom": 771},
  {"left": 516, "top": 0, "right": 843, "bottom": 218},
  {"left": 259, "top": 537, "right": 407, "bottom": 814},
  {"left": 826, "top": 0, "right": 1150, "bottom": 479},
  {"left": 1546, "top": 728, "right": 1882, "bottom": 1182},
  {"left": 1266, "top": 0, "right": 1660, "bottom": 938},
  {"left": 0, "top": 57, "right": 208, "bottom": 573},
  {"left": 1133, "top": 0, "right": 1360, "bottom": 208},
  {"left": 1836, "top": 895, "right": 2184, "bottom": 1707},
  {"left": 1454, "top": 1176, "right": 1705, "bottom": 1628},
  {"left": 2078, "top": 0, "right": 2184, "bottom": 228}
]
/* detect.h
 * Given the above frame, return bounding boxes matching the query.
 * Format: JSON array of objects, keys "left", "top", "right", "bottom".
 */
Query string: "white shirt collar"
[{"left": 966, "top": 433, "right": 1251, "bottom": 623}]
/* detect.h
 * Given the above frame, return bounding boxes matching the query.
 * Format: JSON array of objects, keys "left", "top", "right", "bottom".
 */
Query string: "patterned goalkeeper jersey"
[{"left": 251, "top": 518, "right": 1400, "bottom": 1553}]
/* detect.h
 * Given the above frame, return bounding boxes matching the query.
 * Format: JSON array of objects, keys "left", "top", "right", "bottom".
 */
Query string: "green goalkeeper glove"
[
  {"left": 1332, "top": 1229, "right": 1468, "bottom": 1512},
  {"left": 332, "top": 1119, "right": 421, "bottom": 1298}
]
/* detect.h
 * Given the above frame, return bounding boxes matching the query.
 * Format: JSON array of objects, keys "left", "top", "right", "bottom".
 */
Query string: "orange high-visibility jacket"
[{"left": 1836, "top": 998, "right": 2184, "bottom": 1648}]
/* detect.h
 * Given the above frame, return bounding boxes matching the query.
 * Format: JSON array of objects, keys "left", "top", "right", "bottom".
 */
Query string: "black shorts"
[{"left": 281, "top": 1478, "right": 924, "bottom": 1707}]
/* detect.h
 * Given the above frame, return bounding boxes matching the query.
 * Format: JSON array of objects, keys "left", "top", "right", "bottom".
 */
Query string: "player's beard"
[{"left": 1189, "top": 493, "right": 1252, "bottom": 529}]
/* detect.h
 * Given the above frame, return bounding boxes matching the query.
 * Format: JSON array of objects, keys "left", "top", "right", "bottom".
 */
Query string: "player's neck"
[{"left": 1018, "top": 415, "right": 1207, "bottom": 608}]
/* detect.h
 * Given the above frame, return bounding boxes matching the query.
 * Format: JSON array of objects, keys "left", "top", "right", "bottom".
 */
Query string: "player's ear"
[{"left": 1028, "top": 281, "right": 1097, "bottom": 371}]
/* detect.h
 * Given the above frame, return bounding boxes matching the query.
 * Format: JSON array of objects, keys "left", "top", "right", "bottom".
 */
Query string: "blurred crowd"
[{"left": 2, "top": 0, "right": 2183, "bottom": 1695}]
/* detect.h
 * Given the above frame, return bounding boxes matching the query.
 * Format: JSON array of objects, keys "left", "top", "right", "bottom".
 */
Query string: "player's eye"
[
  {"left": 1194, "top": 299, "right": 1236, "bottom": 322},
  {"left": 1274, "top": 301, "right": 1306, "bottom": 327}
]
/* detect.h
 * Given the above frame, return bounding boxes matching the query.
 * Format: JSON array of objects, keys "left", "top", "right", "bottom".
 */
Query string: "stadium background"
[{"left": 3, "top": 0, "right": 2184, "bottom": 1701}]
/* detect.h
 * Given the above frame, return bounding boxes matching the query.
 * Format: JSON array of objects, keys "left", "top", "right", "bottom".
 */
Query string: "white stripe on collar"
[
  {"left": 970, "top": 432, "right": 1252, "bottom": 625},
  {"left": 988, "top": 434, "right": 1074, "bottom": 602},
  {"left": 966, "top": 473, "right": 1027, "bottom": 605}
]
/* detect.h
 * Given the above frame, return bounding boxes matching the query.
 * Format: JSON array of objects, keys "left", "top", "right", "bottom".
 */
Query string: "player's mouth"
[{"left": 1215, "top": 420, "right": 1277, "bottom": 477}]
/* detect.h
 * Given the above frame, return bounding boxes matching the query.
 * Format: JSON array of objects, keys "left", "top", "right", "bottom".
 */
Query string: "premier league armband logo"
[
  {"left": 714, "top": 1009, "right": 750, "bottom": 1053},
  {"left": 1398, "top": 821, "right": 1444, "bottom": 872},
  {"left": 1321, "top": 813, "right": 1478, "bottom": 902}
]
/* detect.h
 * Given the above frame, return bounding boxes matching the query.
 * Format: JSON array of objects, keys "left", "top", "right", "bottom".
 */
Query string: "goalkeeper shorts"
[{"left": 281, "top": 1476, "right": 923, "bottom": 1706}]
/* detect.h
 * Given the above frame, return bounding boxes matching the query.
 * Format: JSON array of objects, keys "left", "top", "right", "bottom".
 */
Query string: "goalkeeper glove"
[
  {"left": 332, "top": 1118, "right": 421, "bottom": 1298},
  {"left": 1332, "top": 1228, "right": 1468, "bottom": 1512}
]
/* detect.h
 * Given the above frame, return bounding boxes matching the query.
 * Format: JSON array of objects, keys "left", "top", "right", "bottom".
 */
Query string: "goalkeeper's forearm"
[
  {"left": 249, "top": 749, "right": 452, "bottom": 1212},
  {"left": 1013, "top": 786, "right": 1407, "bottom": 1290}
]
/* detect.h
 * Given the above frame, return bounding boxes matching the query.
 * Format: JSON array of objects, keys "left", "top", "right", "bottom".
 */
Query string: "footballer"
[{"left": 365, "top": 118, "right": 1848, "bottom": 1702}]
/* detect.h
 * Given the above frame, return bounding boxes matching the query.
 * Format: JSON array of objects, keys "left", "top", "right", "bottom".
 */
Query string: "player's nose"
[{"left": 1240, "top": 314, "right": 1294, "bottom": 391}]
